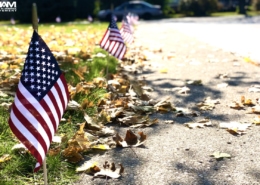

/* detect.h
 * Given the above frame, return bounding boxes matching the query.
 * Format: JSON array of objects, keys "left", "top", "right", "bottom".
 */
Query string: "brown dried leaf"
[
  {"left": 229, "top": 101, "right": 244, "bottom": 110},
  {"left": 241, "top": 96, "right": 255, "bottom": 106},
  {"left": 112, "top": 130, "right": 146, "bottom": 147}
]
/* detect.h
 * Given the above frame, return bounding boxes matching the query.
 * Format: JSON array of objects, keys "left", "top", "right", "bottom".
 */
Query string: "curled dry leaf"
[
  {"left": 62, "top": 122, "right": 90, "bottom": 163},
  {"left": 246, "top": 106, "right": 260, "bottom": 114},
  {"left": 210, "top": 151, "right": 231, "bottom": 159},
  {"left": 94, "top": 161, "right": 124, "bottom": 179},
  {"left": 197, "top": 97, "right": 220, "bottom": 111},
  {"left": 175, "top": 107, "right": 200, "bottom": 117},
  {"left": 76, "top": 161, "right": 100, "bottom": 173},
  {"left": 67, "top": 100, "right": 81, "bottom": 110},
  {"left": 112, "top": 130, "right": 146, "bottom": 147},
  {"left": 219, "top": 121, "right": 252, "bottom": 135},
  {"left": 241, "top": 96, "right": 255, "bottom": 106},
  {"left": 185, "top": 118, "right": 212, "bottom": 128},
  {"left": 229, "top": 101, "right": 244, "bottom": 110}
]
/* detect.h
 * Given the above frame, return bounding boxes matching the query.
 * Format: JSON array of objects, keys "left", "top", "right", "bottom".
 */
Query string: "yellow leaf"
[
  {"left": 0, "top": 63, "right": 8, "bottom": 69},
  {"left": 91, "top": 144, "right": 110, "bottom": 150},
  {"left": 159, "top": 68, "right": 168, "bottom": 73},
  {"left": 0, "top": 154, "right": 12, "bottom": 163}
]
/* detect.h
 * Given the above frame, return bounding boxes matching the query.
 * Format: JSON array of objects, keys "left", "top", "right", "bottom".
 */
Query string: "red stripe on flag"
[
  {"left": 15, "top": 89, "right": 52, "bottom": 145},
  {"left": 9, "top": 118, "right": 43, "bottom": 166}
]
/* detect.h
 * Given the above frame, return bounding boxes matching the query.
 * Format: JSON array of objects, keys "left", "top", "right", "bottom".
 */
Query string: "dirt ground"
[{"left": 75, "top": 20, "right": 260, "bottom": 185}]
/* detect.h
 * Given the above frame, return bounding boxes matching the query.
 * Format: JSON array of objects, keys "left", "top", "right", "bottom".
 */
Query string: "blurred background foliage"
[{"left": 0, "top": 0, "right": 256, "bottom": 22}]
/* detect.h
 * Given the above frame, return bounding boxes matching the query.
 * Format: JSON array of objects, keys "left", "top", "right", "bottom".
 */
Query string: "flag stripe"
[
  {"left": 9, "top": 111, "right": 45, "bottom": 164},
  {"left": 18, "top": 83, "right": 55, "bottom": 138},
  {"left": 15, "top": 86, "right": 52, "bottom": 145}
]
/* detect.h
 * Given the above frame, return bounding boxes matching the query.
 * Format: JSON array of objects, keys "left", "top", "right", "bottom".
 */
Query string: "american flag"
[
  {"left": 100, "top": 14, "right": 126, "bottom": 60},
  {"left": 8, "top": 30, "right": 69, "bottom": 172},
  {"left": 120, "top": 18, "right": 134, "bottom": 44}
]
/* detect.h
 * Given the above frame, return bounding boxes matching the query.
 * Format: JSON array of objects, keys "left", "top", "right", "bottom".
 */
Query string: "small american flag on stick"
[
  {"left": 120, "top": 18, "right": 134, "bottom": 44},
  {"left": 100, "top": 14, "right": 126, "bottom": 60},
  {"left": 8, "top": 30, "right": 69, "bottom": 172}
]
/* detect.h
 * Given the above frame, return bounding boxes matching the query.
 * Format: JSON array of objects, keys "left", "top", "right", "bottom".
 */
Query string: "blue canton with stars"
[
  {"left": 21, "top": 31, "right": 61, "bottom": 101},
  {"left": 109, "top": 14, "right": 119, "bottom": 29}
]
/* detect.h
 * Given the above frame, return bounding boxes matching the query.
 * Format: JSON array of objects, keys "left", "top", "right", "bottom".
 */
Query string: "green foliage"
[
  {"left": 179, "top": 0, "right": 218, "bottom": 16},
  {"left": 86, "top": 48, "right": 118, "bottom": 81}
]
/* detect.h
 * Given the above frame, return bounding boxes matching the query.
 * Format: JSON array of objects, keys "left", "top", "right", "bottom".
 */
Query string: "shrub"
[{"left": 179, "top": 0, "right": 218, "bottom": 16}]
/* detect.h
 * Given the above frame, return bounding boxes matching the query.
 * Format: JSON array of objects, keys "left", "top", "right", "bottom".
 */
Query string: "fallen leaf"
[
  {"left": 229, "top": 101, "right": 244, "bottom": 110},
  {"left": 112, "top": 130, "right": 146, "bottom": 147},
  {"left": 76, "top": 161, "right": 100, "bottom": 173},
  {"left": 247, "top": 106, "right": 260, "bottom": 114},
  {"left": 210, "top": 151, "right": 231, "bottom": 159},
  {"left": 253, "top": 116, "right": 260, "bottom": 125},
  {"left": 241, "top": 96, "right": 255, "bottom": 106},
  {"left": 219, "top": 121, "right": 251, "bottom": 135},
  {"left": 0, "top": 154, "right": 12, "bottom": 163},
  {"left": 185, "top": 119, "right": 212, "bottom": 128},
  {"left": 159, "top": 68, "right": 168, "bottom": 73},
  {"left": 197, "top": 97, "right": 220, "bottom": 110},
  {"left": 217, "top": 83, "right": 228, "bottom": 88},
  {"left": 186, "top": 80, "right": 202, "bottom": 85},
  {"left": 94, "top": 161, "right": 124, "bottom": 179}
]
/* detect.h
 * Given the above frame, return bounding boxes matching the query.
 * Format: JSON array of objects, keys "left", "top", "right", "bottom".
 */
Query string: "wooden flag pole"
[
  {"left": 43, "top": 158, "right": 48, "bottom": 185},
  {"left": 32, "top": 3, "right": 38, "bottom": 32},
  {"left": 32, "top": 3, "right": 48, "bottom": 185}
]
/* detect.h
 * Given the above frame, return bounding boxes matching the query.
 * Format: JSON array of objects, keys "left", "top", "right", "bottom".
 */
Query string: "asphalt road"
[{"left": 75, "top": 17, "right": 260, "bottom": 185}]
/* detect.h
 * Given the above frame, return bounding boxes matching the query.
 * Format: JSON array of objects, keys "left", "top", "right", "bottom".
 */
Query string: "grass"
[{"left": 0, "top": 22, "right": 118, "bottom": 184}]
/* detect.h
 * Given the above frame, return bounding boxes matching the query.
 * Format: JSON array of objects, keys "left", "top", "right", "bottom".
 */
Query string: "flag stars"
[
  {"left": 42, "top": 68, "right": 46, "bottom": 72},
  {"left": 37, "top": 66, "right": 40, "bottom": 71},
  {"left": 36, "top": 54, "right": 40, "bottom": 58},
  {"left": 35, "top": 41, "right": 39, "bottom": 45},
  {"left": 43, "top": 86, "right": 46, "bottom": 91},
  {"left": 36, "top": 60, "right": 40, "bottom": 64},
  {"left": 35, "top": 47, "right": 39, "bottom": 51},
  {"left": 30, "top": 85, "right": 35, "bottom": 89},
  {"left": 37, "top": 79, "right": 41, "bottom": 83},
  {"left": 30, "top": 79, "right": 34, "bottom": 83},
  {"left": 47, "top": 56, "right": 51, "bottom": 60},
  {"left": 24, "top": 78, "right": 28, "bottom": 82},
  {"left": 41, "top": 48, "right": 45, "bottom": 53},
  {"left": 42, "top": 55, "right": 45, "bottom": 59},
  {"left": 30, "top": 66, "right": 34, "bottom": 70},
  {"left": 37, "top": 86, "right": 41, "bottom": 90},
  {"left": 30, "top": 72, "right": 34, "bottom": 76},
  {"left": 42, "top": 61, "right": 46, "bottom": 65},
  {"left": 37, "top": 92, "right": 41, "bottom": 96}
]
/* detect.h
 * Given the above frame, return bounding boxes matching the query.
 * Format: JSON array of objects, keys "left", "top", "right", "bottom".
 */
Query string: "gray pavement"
[{"left": 75, "top": 17, "right": 260, "bottom": 185}]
